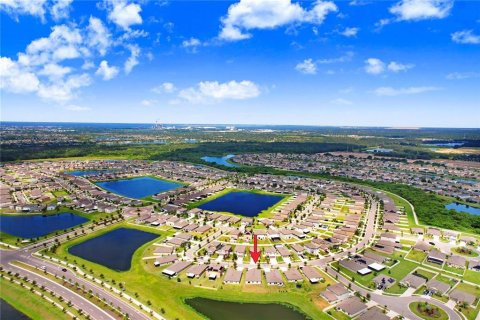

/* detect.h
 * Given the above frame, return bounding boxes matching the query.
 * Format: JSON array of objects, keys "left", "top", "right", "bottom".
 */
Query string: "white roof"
[
  {"left": 358, "top": 268, "right": 372, "bottom": 275},
  {"left": 369, "top": 263, "right": 385, "bottom": 271},
  {"left": 162, "top": 269, "right": 176, "bottom": 276}
]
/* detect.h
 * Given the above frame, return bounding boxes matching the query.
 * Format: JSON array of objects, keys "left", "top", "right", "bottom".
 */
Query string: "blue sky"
[{"left": 1, "top": 0, "right": 479, "bottom": 127}]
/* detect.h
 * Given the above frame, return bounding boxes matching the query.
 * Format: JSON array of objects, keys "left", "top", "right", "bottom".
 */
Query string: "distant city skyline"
[{"left": 1, "top": 0, "right": 480, "bottom": 128}]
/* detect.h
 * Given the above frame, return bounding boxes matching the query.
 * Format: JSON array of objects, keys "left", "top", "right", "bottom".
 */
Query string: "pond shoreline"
[{"left": 184, "top": 297, "right": 309, "bottom": 320}]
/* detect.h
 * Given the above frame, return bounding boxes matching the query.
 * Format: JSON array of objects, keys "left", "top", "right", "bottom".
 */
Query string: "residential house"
[
  {"left": 245, "top": 268, "right": 262, "bottom": 284},
  {"left": 223, "top": 268, "right": 242, "bottom": 284},
  {"left": 336, "top": 296, "right": 368, "bottom": 317},
  {"left": 162, "top": 261, "right": 192, "bottom": 277},
  {"left": 265, "top": 269, "right": 284, "bottom": 286},
  {"left": 301, "top": 266, "right": 323, "bottom": 283}
]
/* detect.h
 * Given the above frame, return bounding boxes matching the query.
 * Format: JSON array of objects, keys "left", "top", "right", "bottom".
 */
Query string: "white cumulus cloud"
[
  {"left": 0, "top": 0, "right": 48, "bottom": 20},
  {"left": 451, "top": 30, "right": 480, "bottom": 44},
  {"left": 1, "top": 0, "right": 74, "bottom": 21},
  {"left": 364, "top": 58, "right": 385, "bottom": 74},
  {"left": 389, "top": 0, "right": 453, "bottom": 21},
  {"left": 365, "top": 58, "right": 414, "bottom": 74},
  {"left": 50, "top": 0, "right": 73, "bottom": 20},
  {"left": 107, "top": 0, "right": 142, "bottom": 30},
  {"left": 1, "top": 13, "right": 143, "bottom": 105},
  {"left": 124, "top": 44, "right": 140, "bottom": 74},
  {"left": 38, "top": 63, "right": 71, "bottom": 80},
  {"left": 387, "top": 61, "right": 414, "bottom": 72},
  {"left": 19, "top": 24, "right": 83, "bottom": 67},
  {"left": 0, "top": 57, "right": 40, "bottom": 93},
  {"left": 219, "top": 0, "right": 337, "bottom": 41},
  {"left": 339, "top": 27, "right": 359, "bottom": 37},
  {"left": 182, "top": 37, "right": 201, "bottom": 48},
  {"left": 0, "top": 23, "right": 97, "bottom": 103},
  {"left": 295, "top": 59, "right": 317, "bottom": 74},
  {"left": 96, "top": 60, "right": 119, "bottom": 80},
  {"left": 182, "top": 37, "right": 202, "bottom": 53},
  {"left": 178, "top": 80, "right": 261, "bottom": 104},
  {"left": 37, "top": 73, "right": 91, "bottom": 102},
  {"left": 87, "top": 17, "right": 111, "bottom": 56},
  {"left": 296, "top": 53, "right": 353, "bottom": 74}
]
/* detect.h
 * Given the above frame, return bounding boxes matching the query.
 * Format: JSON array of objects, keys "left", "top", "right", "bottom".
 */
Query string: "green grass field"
[
  {"left": 327, "top": 308, "right": 351, "bottom": 320},
  {"left": 0, "top": 277, "right": 71, "bottom": 320},
  {"left": 409, "top": 301, "right": 448, "bottom": 320},
  {"left": 452, "top": 247, "right": 479, "bottom": 258},
  {"left": 406, "top": 250, "right": 427, "bottom": 263},
  {"left": 52, "top": 190, "right": 69, "bottom": 197},
  {"left": 414, "top": 268, "right": 437, "bottom": 281},
  {"left": 464, "top": 270, "right": 480, "bottom": 285}
]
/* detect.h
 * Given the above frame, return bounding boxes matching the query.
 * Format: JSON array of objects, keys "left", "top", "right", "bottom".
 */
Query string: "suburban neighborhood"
[{"left": 1, "top": 159, "right": 479, "bottom": 320}]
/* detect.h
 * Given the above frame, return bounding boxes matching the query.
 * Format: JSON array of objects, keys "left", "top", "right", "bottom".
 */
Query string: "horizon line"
[{"left": 1, "top": 121, "right": 479, "bottom": 130}]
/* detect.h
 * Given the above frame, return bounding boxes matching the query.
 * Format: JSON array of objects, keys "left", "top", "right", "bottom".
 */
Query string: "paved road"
[
  {"left": 317, "top": 200, "right": 462, "bottom": 320},
  {"left": 325, "top": 265, "right": 462, "bottom": 320},
  {"left": 1, "top": 223, "right": 152, "bottom": 320},
  {"left": 1, "top": 249, "right": 114, "bottom": 320}
]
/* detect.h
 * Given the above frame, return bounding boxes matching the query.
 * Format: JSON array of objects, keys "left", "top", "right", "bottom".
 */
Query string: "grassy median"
[{"left": 0, "top": 277, "right": 70, "bottom": 320}]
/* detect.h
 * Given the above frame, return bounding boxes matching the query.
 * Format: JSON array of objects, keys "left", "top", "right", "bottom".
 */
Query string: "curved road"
[
  {"left": 1, "top": 249, "right": 114, "bottom": 320},
  {"left": 1, "top": 224, "right": 153, "bottom": 320},
  {"left": 319, "top": 199, "right": 462, "bottom": 320}
]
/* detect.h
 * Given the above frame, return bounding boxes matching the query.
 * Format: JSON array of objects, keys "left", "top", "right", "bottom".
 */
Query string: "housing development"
[
  {"left": 1, "top": 156, "right": 479, "bottom": 320},
  {"left": 2, "top": 0, "right": 480, "bottom": 319},
  {"left": 234, "top": 153, "right": 480, "bottom": 202}
]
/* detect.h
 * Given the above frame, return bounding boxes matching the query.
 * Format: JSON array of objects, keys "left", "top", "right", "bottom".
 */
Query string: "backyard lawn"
[{"left": 406, "top": 249, "right": 427, "bottom": 263}]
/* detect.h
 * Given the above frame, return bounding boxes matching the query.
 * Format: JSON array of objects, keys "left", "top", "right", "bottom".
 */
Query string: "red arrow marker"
[{"left": 250, "top": 234, "right": 261, "bottom": 263}]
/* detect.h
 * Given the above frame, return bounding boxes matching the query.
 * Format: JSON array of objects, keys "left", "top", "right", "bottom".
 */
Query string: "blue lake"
[
  {"left": 201, "top": 155, "right": 239, "bottom": 168},
  {"left": 198, "top": 191, "right": 284, "bottom": 217},
  {"left": 68, "top": 170, "right": 115, "bottom": 176},
  {"left": 367, "top": 148, "right": 394, "bottom": 153},
  {"left": 0, "top": 212, "right": 88, "bottom": 238},
  {"left": 96, "top": 176, "right": 182, "bottom": 199},
  {"left": 186, "top": 298, "right": 307, "bottom": 320},
  {"left": 69, "top": 228, "right": 159, "bottom": 271},
  {"left": 1, "top": 299, "right": 30, "bottom": 320},
  {"left": 445, "top": 203, "right": 480, "bottom": 216},
  {"left": 424, "top": 142, "right": 465, "bottom": 147}
]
